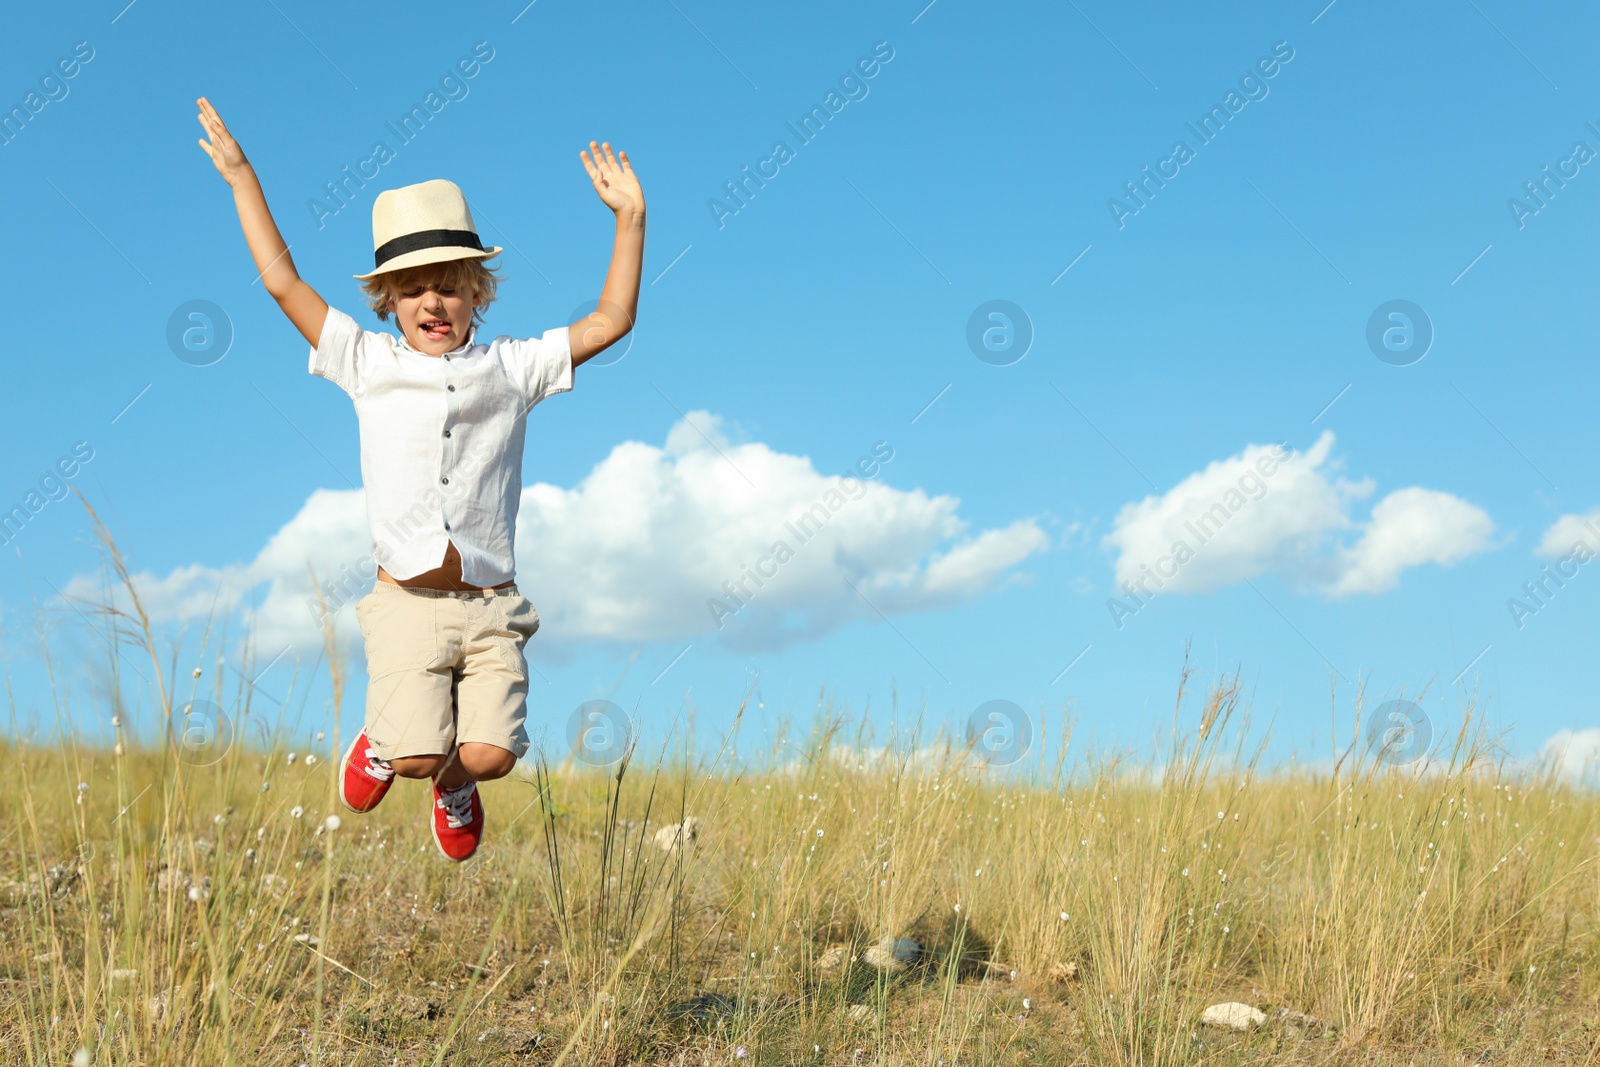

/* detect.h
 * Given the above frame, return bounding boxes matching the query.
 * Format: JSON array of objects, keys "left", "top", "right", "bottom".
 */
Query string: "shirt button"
[
  {"left": 443, "top": 429, "right": 451, "bottom": 438},
  {"left": 447, "top": 384, "right": 456, "bottom": 392},
  {"left": 441, "top": 477, "right": 449, "bottom": 485},
  {"left": 443, "top": 521, "right": 451, "bottom": 530}
]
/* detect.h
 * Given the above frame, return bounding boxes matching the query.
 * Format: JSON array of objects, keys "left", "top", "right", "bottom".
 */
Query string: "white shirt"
[{"left": 308, "top": 305, "right": 572, "bottom": 586}]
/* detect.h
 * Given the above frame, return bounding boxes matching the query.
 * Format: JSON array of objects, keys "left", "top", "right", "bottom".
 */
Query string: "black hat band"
[{"left": 373, "top": 228, "right": 486, "bottom": 270}]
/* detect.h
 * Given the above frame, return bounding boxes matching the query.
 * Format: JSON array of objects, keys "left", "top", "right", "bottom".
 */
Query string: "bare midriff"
[{"left": 377, "top": 539, "right": 515, "bottom": 594}]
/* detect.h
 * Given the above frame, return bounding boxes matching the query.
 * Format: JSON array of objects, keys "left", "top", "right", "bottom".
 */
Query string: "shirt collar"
[{"left": 394, "top": 321, "right": 478, "bottom": 356}]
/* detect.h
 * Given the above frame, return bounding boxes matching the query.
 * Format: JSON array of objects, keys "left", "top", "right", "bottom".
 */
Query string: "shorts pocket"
[
  {"left": 492, "top": 595, "right": 540, "bottom": 677},
  {"left": 361, "top": 592, "right": 440, "bottom": 681},
  {"left": 497, "top": 595, "right": 540, "bottom": 639}
]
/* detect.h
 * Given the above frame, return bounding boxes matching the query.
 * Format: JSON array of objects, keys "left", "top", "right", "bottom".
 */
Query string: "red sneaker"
[
  {"left": 431, "top": 778, "right": 484, "bottom": 862},
  {"left": 339, "top": 731, "right": 396, "bottom": 813}
]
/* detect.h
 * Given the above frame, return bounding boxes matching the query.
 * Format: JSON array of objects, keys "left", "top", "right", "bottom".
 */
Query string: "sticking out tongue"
[{"left": 422, "top": 319, "right": 450, "bottom": 340}]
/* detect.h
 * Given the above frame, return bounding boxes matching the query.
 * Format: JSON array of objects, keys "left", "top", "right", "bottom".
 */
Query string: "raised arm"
[
  {"left": 570, "top": 141, "right": 645, "bottom": 369},
  {"left": 196, "top": 97, "right": 328, "bottom": 348}
]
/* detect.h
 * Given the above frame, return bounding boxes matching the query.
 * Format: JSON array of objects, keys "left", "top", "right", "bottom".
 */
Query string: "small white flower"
[
  {"left": 188, "top": 886, "right": 205, "bottom": 902},
  {"left": 1060, "top": 911, "right": 1069, "bottom": 921},
  {"left": 192, "top": 667, "right": 202, "bottom": 678},
  {"left": 324, "top": 815, "right": 341, "bottom": 832},
  {"left": 304, "top": 754, "right": 317, "bottom": 767},
  {"left": 213, "top": 814, "right": 224, "bottom": 825},
  {"left": 261, "top": 782, "right": 271, "bottom": 793},
  {"left": 110, "top": 716, "right": 120, "bottom": 728},
  {"left": 1023, "top": 998, "right": 1031, "bottom": 1010},
  {"left": 1217, "top": 811, "right": 1224, "bottom": 819},
  {"left": 290, "top": 806, "right": 304, "bottom": 819},
  {"left": 77, "top": 782, "right": 88, "bottom": 794},
  {"left": 286, "top": 752, "right": 296, "bottom": 765},
  {"left": 316, "top": 732, "right": 325, "bottom": 741},
  {"left": 113, "top": 743, "right": 124, "bottom": 756},
  {"left": 73, "top": 1049, "right": 90, "bottom": 1067}
]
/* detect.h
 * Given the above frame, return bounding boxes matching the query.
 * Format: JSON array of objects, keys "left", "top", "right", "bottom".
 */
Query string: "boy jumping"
[{"left": 196, "top": 97, "right": 645, "bottom": 860}]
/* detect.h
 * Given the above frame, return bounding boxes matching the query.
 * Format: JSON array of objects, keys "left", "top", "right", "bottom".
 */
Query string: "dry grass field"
[{"left": 1, "top": 509, "right": 1596, "bottom": 1065}]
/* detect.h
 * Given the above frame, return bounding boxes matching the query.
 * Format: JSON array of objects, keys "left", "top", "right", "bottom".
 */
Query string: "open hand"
[
  {"left": 580, "top": 141, "right": 644, "bottom": 218},
  {"left": 195, "top": 97, "right": 252, "bottom": 187}
]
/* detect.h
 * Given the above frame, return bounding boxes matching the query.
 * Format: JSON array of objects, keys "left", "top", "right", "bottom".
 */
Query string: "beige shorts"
[{"left": 354, "top": 581, "right": 540, "bottom": 762}]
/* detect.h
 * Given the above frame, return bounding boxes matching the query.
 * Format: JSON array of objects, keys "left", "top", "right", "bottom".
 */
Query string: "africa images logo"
[
  {"left": 1107, "top": 41, "right": 1295, "bottom": 229},
  {"left": 707, "top": 41, "right": 896, "bottom": 230}
]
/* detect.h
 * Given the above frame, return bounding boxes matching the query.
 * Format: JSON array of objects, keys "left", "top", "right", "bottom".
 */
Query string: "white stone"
[
  {"left": 816, "top": 944, "right": 851, "bottom": 970},
  {"left": 861, "top": 936, "right": 919, "bottom": 972},
  {"left": 1201, "top": 1002, "right": 1267, "bottom": 1031},
  {"left": 652, "top": 817, "right": 701, "bottom": 853}
]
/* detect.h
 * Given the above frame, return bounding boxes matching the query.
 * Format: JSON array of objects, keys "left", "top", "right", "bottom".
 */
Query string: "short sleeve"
[
  {"left": 499, "top": 327, "right": 574, "bottom": 412},
  {"left": 308, "top": 305, "right": 367, "bottom": 399}
]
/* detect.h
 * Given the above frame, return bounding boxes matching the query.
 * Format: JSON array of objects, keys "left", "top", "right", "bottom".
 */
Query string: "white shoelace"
[
  {"left": 363, "top": 747, "right": 395, "bottom": 782},
  {"left": 438, "top": 782, "right": 476, "bottom": 829}
]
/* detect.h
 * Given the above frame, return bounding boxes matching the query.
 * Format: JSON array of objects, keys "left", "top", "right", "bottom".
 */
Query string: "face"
[{"left": 389, "top": 265, "right": 478, "bottom": 355}]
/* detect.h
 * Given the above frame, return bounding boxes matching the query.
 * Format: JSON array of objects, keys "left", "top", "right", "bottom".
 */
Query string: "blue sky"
[{"left": 2, "top": 0, "right": 1597, "bottom": 776}]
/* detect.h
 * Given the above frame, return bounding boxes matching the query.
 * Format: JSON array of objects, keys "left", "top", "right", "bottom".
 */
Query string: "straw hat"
[{"left": 352, "top": 178, "right": 502, "bottom": 280}]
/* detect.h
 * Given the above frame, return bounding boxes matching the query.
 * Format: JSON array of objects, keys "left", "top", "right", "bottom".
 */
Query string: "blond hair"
[{"left": 359, "top": 257, "right": 501, "bottom": 326}]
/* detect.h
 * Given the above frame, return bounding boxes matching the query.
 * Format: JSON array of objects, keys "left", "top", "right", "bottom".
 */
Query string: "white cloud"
[
  {"left": 1103, "top": 431, "right": 1494, "bottom": 598},
  {"left": 1326, "top": 487, "right": 1497, "bottom": 596},
  {"left": 1537, "top": 511, "right": 1600, "bottom": 558},
  {"left": 59, "top": 413, "right": 1048, "bottom": 656},
  {"left": 515, "top": 412, "right": 1048, "bottom": 649},
  {"left": 1537, "top": 728, "right": 1600, "bottom": 786}
]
